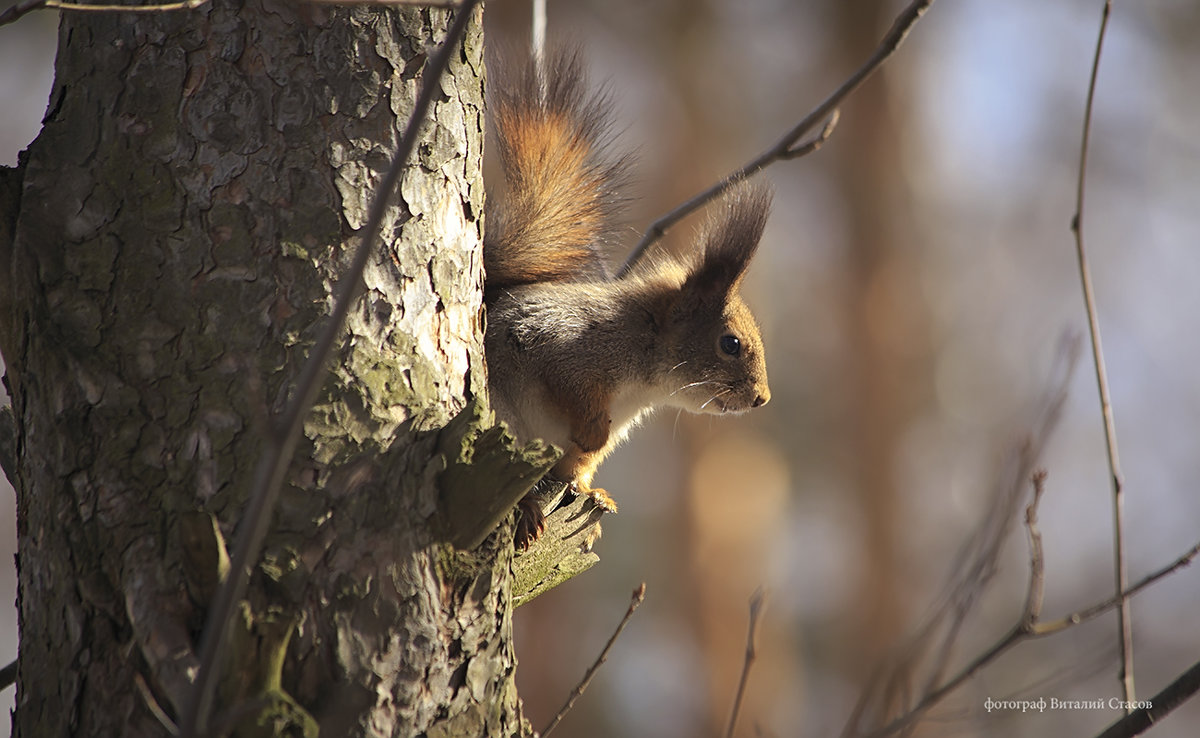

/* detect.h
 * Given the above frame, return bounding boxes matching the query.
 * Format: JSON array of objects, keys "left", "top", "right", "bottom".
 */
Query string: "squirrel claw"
[{"left": 514, "top": 494, "right": 546, "bottom": 550}]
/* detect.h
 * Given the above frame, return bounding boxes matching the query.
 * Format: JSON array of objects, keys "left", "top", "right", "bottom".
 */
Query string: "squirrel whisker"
[
  {"left": 699, "top": 387, "right": 733, "bottom": 411},
  {"left": 669, "top": 379, "right": 723, "bottom": 397}
]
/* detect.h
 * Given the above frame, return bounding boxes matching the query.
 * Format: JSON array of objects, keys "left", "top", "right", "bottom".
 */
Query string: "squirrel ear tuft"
[{"left": 682, "top": 182, "right": 772, "bottom": 300}]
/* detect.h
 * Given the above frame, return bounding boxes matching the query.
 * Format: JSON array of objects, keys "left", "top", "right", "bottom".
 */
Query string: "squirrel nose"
[{"left": 752, "top": 391, "right": 769, "bottom": 408}]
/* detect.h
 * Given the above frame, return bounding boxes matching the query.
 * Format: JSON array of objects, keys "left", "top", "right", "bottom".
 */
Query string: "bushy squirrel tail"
[{"left": 485, "top": 49, "right": 628, "bottom": 290}]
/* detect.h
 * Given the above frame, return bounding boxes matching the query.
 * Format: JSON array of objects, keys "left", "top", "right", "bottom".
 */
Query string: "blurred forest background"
[{"left": 3, "top": 0, "right": 1200, "bottom": 736}]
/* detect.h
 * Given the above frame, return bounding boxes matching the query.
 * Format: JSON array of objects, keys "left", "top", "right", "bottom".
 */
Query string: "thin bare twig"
[
  {"left": 0, "top": 658, "right": 14, "bottom": 691},
  {"left": 134, "top": 672, "right": 180, "bottom": 735},
  {"left": 1070, "top": 0, "right": 1133, "bottom": 709},
  {"left": 177, "top": 3, "right": 482, "bottom": 735},
  {"left": 542, "top": 583, "right": 647, "bottom": 737},
  {"left": 726, "top": 588, "right": 768, "bottom": 738},
  {"left": 1021, "top": 470, "right": 1048, "bottom": 627},
  {"left": 0, "top": 0, "right": 43, "bottom": 26},
  {"left": 0, "top": 0, "right": 206, "bottom": 26},
  {"left": 617, "top": 0, "right": 935, "bottom": 276},
  {"left": 45, "top": 0, "right": 205, "bottom": 9}
]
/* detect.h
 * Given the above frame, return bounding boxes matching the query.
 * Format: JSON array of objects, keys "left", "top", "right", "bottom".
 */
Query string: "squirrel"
[{"left": 483, "top": 49, "right": 772, "bottom": 549}]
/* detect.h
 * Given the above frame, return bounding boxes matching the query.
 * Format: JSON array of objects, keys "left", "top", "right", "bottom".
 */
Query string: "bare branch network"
[
  {"left": 832, "top": 6, "right": 1200, "bottom": 726},
  {"left": 856, "top": 471, "right": 1200, "bottom": 738}
]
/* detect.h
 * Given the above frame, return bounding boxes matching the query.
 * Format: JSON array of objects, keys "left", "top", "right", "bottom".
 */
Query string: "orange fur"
[{"left": 485, "top": 50, "right": 627, "bottom": 289}]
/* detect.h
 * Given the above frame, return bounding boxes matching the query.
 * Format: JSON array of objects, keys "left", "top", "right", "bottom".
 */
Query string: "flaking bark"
[{"left": 1, "top": 1, "right": 537, "bottom": 735}]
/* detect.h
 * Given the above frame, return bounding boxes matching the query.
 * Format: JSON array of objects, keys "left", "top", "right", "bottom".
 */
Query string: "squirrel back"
[{"left": 484, "top": 49, "right": 628, "bottom": 290}]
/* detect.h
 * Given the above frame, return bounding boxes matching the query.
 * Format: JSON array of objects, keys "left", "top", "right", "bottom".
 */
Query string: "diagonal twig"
[
  {"left": 0, "top": 0, "right": 44, "bottom": 26},
  {"left": 177, "top": 2, "right": 482, "bottom": 735},
  {"left": 725, "top": 588, "right": 768, "bottom": 738},
  {"left": 0, "top": 0, "right": 209, "bottom": 27},
  {"left": 1070, "top": 0, "right": 1134, "bottom": 710},
  {"left": 542, "top": 583, "right": 647, "bottom": 737},
  {"left": 617, "top": 0, "right": 935, "bottom": 276},
  {"left": 1093, "top": 658, "right": 1200, "bottom": 738},
  {"left": 134, "top": 672, "right": 180, "bottom": 735}
]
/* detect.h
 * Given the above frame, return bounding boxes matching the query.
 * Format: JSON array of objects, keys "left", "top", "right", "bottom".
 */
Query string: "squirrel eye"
[{"left": 719, "top": 334, "right": 741, "bottom": 356}]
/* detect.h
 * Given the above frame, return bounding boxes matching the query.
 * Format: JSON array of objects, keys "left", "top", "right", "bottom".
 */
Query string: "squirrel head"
[{"left": 654, "top": 184, "right": 772, "bottom": 416}]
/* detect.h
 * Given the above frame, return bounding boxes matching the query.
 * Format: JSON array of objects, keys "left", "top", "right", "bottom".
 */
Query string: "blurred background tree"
[{"left": 3, "top": 0, "right": 1200, "bottom": 736}]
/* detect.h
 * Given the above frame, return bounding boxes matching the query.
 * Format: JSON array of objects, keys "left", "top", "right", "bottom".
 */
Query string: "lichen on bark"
[{"left": 2, "top": 1, "right": 534, "bottom": 736}]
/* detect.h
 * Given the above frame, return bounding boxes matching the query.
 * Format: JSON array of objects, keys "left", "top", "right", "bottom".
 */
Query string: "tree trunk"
[
  {"left": 829, "top": 1, "right": 928, "bottom": 674},
  {"left": 0, "top": 1, "right": 536, "bottom": 735}
]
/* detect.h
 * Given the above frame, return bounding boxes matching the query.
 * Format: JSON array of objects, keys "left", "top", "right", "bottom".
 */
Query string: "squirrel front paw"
[
  {"left": 567, "top": 480, "right": 618, "bottom": 513},
  {"left": 581, "top": 521, "right": 603, "bottom": 552},
  {"left": 587, "top": 486, "right": 618, "bottom": 513}
]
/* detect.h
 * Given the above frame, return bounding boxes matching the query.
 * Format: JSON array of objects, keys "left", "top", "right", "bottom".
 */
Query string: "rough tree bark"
[{"left": 0, "top": 1, "right": 561, "bottom": 735}]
